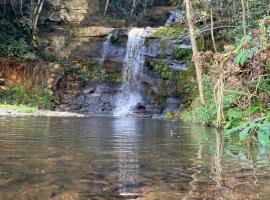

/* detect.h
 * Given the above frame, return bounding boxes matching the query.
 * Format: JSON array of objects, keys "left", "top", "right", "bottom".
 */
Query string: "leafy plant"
[
  {"left": 225, "top": 116, "right": 270, "bottom": 146},
  {"left": 0, "top": 86, "right": 53, "bottom": 109},
  {"left": 150, "top": 61, "right": 172, "bottom": 81},
  {"left": 235, "top": 17, "right": 269, "bottom": 66},
  {"left": 235, "top": 34, "right": 259, "bottom": 65},
  {"left": 172, "top": 46, "right": 192, "bottom": 60},
  {"left": 0, "top": 20, "right": 36, "bottom": 60}
]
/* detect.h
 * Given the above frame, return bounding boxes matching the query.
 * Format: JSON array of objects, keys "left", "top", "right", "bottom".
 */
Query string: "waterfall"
[
  {"left": 165, "top": 11, "right": 181, "bottom": 26},
  {"left": 123, "top": 28, "right": 149, "bottom": 90},
  {"left": 113, "top": 28, "right": 150, "bottom": 116}
]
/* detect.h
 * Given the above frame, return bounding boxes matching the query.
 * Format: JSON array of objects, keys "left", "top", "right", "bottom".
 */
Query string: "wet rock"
[
  {"left": 160, "top": 98, "right": 181, "bottom": 117},
  {"left": 134, "top": 103, "right": 146, "bottom": 111},
  {"left": 101, "top": 102, "right": 114, "bottom": 113},
  {"left": 59, "top": 94, "right": 74, "bottom": 104},
  {"left": 83, "top": 87, "right": 95, "bottom": 95}
]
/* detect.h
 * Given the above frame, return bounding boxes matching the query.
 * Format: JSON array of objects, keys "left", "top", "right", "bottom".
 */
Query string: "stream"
[{"left": 1, "top": 117, "right": 270, "bottom": 199}]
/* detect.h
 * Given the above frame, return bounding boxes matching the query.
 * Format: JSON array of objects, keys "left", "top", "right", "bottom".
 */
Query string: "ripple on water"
[{"left": 0, "top": 117, "right": 270, "bottom": 199}]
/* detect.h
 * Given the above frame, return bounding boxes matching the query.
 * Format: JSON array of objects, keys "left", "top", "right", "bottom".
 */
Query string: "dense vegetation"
[
  {"left": 178, "top": 0, "right": 270, "bottom": 146},
  {"left": 0, "top": 0, "right": 269, "bottom": 145}
]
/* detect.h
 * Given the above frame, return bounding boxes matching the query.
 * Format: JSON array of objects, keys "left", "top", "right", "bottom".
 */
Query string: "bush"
[
  {"left": 60, "top": 59, "right": 108, "bottom": 83},
  {"left": 0, "top": 86, "right": 54, "bottom": 109},
  {"left": 0, "top": 20, "right": 36, "bottom": 60},
  {"left": 172, "top": 46, "right": 192, "bottom": 60},
  {"left": 150, "top": 61, "right": 172, "bottom": 81},
  {"left": 225, "top": 116, "right": 270, "bottom": 146}
]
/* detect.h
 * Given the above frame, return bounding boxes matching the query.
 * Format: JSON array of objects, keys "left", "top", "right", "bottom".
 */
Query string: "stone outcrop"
[
  {"left": 36, "top": 3, "right": 193, "bottom": 117},
  {"left": 44, "top": 0, "right": 100, "bottom": 24},
  {"left": 72, "top": 27, "right": 115, "bottom": 37}
]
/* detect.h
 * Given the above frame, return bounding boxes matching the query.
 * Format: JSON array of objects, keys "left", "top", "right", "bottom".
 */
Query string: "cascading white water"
[
  {"left": 165, "top": 11, "right": 181, "bottom": 26},
  {"left": 123, "top": 28, "right": 149, "bottom": 89},
  {"left": 113, "top": 28, "right": 150, "bottom": 116}
]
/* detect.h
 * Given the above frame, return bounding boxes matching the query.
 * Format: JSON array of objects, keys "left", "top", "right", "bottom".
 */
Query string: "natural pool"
[{"left": 0, "top": 117, "right": 270, "bottom": 199}]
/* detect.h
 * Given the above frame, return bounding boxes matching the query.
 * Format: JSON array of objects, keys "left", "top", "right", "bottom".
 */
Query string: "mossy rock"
[{"left": 152, "top": 26, "right": 184, "bottom": 39}]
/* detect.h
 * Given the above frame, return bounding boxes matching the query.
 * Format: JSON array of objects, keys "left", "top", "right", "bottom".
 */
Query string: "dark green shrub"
[
  {"left": 0, "top": 20, "right": 36, "bottom": 60},
  {"left": 150, "top": 61, "right": 172, "bottom": 81},
  {"left": 0, "top": 86, "right": 54, "bottom": 109},
  {"left": 172, "top": 46, "right": 192, "bottom": 60}
]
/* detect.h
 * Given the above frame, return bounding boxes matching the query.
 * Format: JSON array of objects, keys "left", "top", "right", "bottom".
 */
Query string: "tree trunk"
[
  {"left": 20, "top": 0, "right": 23, "bottom": 16},
  {"left": 31, "top": 0, "right": 45, "bottom": 45},
  {"left": 241, "top": 0, "right": 247, "bottom": 35},
  {"left": 104, "top": 0, "right": 109, "bottom": 16},
  {"left": 185, "top": 0, "right": 206, "bottom": 105},
  {"left": 130, "top": 0, "right": 138, "bottom": 16},
  {"left": 210, "top": 7, "right": 217, "bottom": 52}
]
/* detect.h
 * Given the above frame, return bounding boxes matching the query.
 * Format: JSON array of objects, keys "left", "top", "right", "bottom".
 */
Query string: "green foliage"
[
  {"left": 235, "top": 17, "right": 269, "bottom": 66},
  {"left": 180, "top": 76, "right": 216, "bottom": 125},
  {"left": 180, "top": 75, "right": 239, "bottom": 126},
  {"left": 224, "top": 107, "right": 244, "bottom": 128},
  {"left": 0, "top": 20, "right": 36, "bottom": 61},
  {"left": 153, "top": 26, "right": 184, "bottom": 39},
  {"left": 175, "top": 67, "right": 195, "bottom": 94},
  {"left": 259, "top": 77, "right": 270, "bottom": 95},
  {"left": 0, "top": 86, "right": 53, "bottom": 109},
  {"left": 150, "top": 61, "right": 172, "bottom": 81},
  {"left": 61, "top": 59, "right": 108, "bottom": 82},
  {"left": 235, "top": 34, "right": 259, "bottom": 65},
  {"left": 172, "top": 46, "right": 192, "bottom": 60},
  {"left": 225, "top": 116, "right": 270, "bottom": 146},
  {"left": 181, "top": 16, "right": 270, "bottom": 148}
]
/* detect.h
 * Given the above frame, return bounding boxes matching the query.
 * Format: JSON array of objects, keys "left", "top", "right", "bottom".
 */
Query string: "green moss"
[
  {"left": 176, "top": 72, "right": 195, "bottom": 94},
  {"left": 150, "top": 61, "right": 172, "bottom": 81},
  {"left": 158, "top": 40, "right": 168, "bottom": 59},
  {"left": 153, "top": 26, "right": 184, "bottom": 39}
]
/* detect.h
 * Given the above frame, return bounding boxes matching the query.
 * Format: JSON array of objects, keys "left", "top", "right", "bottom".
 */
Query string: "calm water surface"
[{"left": 0, "top": 117, "right": 270, "bottom": 200}]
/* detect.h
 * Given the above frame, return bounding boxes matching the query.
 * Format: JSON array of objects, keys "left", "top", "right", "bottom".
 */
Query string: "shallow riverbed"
[{"left": 0, "top": 117, "right": 270, "bottom": 199}]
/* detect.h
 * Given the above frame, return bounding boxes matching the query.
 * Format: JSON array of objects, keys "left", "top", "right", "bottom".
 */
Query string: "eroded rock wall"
[{"left": 44, "top": 0, "right": 100, "bottom": 24}]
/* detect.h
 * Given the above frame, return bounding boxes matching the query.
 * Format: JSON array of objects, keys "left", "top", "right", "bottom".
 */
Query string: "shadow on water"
[{"left": 0, "top": 117, "right": 270, "bottom": 199}]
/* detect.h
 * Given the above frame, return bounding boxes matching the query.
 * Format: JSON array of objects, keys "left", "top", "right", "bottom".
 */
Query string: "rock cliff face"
[
  {"left": 44, "top": 0, "right": 100, "bottom": 24},
  {"left": 37, "top": 4, "right": 192, "bottom": 117}
]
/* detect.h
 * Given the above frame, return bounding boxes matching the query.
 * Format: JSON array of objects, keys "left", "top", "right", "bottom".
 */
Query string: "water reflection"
[
  {"left": 112, "top": 118, "right": 140, "bottom": 194},
  {"left": 0, "top": 117, "right": 270, "bottom": 199},
  {"left": 213, "top": 130, "right": 222, "bottom": 188}
]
